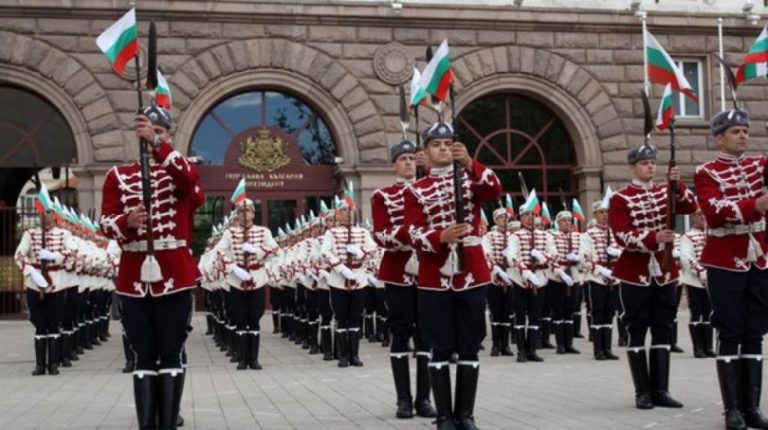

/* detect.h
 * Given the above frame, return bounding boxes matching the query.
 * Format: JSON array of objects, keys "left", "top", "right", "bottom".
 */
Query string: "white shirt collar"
[
  {"left": 429, "top": 164, "right": 454, "bottom": 177},
  {"left": 631, "top": 178, "right": 654, "bottom": 189}
]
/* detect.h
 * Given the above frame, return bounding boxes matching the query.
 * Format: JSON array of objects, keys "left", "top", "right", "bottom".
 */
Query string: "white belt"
[
  {"left": 463, "top": 236, "right": 482, "bottom": 247},
  {"left": 707, "top": 221, "right": 765, "bottom": 238},
  {"left": 123, "top": 238, "right": 187, "bottom": 252}
]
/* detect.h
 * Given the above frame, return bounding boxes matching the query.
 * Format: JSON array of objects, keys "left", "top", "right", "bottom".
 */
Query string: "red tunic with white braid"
[
  {"left": 694, "top": 153, "right": 768, "bottom": 271},
  {"left": 403, "top": 160, "right": 502, "bottom": 291},
  {"left": 507, "top": 227, "right": 555, "bottom": 288},
  {"left": 215, "top": 224, "right": 278, "bottom": 290},
  {"left": 550, "top": 230, "right": 581, "bottom": 270},
  {"left": 14, "top": 226, "right": 76, "bottom": 292},
  {"left": 372, "top": 180, "right": 415, "bottom": 286},
  {"left": 482, "top": 228, "right": 510, "bottom": 269},
  {"left": 679, "top": 227, "right": 707, "bottom": 288},
  {"left": 100, "top": 141, "right": 202, "bottom": 297},
  {"left": 580, "top": 224, "right": 619, "bottom": 286},
  {"left": 322, "top": 226, "right": 377, "bottom": 290},
  {"left": 608, "top": 180, "right": 697, "bottom": 286}
]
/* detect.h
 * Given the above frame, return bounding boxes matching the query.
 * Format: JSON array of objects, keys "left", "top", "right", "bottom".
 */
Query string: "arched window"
[
  {"left": 458, "top": 93, "right": 577, "bottom": 213},
  {"left": 190, "top": 90, "right": 337, "bottom": 166}
]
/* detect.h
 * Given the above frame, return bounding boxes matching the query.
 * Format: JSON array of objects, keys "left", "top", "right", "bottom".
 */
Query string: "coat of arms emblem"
[{"left": 238, "top": 127, "right": 290, "bottom": 172}]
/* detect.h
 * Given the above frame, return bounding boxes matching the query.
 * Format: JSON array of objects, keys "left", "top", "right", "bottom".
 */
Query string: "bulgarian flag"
[
  {"left": 737, "top": 26, "right": 768, "bottom": 83},
  {"left": 571, "top": 198, "right": 586, "bottom": 223},
  {"left": 419, "top": 39, "right": 453, "bottom": 102},
  {"left": 521, "top": 189, "right": 541, "bottom": 215},
  {"left": 480, "top": 209, "right": 489, "bottom": 227},
  {"left": 645, "top": 31, "right": 698, "bottom": 102},
  {"left": 155, "top": 70, "right": 172, "bottom": 109},
  {"left": 35, "top": 183, "right": 53, "bottom": 214},
  {"left": 505, "top": 194, "right": 515, "bottom": 217},
  {"left": 656, "top": 83, "right": 675, "bottom": 130},
  {"left": 343, "top": 181, "right": 355, "bottom": 209},
  {"left": 410, "top": 67, "right": 428, "bottom": 107},
  {"left": 230, "top": 178, "right": 247, "bottom": 205},
  {"left": 96, "top": 8, "right": 139, "bottom": 76},
  {"left": 319, "top": 200, "right": 330, "bottom": 217},
  {"left": 541, "top": 202, "right": 552, "bottom": 226}
]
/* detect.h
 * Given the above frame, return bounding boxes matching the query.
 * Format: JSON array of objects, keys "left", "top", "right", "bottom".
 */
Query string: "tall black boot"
[
  {"left": 249, "top": 332, "right": 262, "bottom": 370},
  {"left": 564, "top": 323, "right": 580, "bottom": 354},
  {"left": 236, "top": 333, "right": 248, "bottom": 370},
  {"left": 73, "top": 327, "right": 84, "bottom": 355},
  {"left": 321, "top": 327, "right": 333, "bottom": 361},
  {"left": 83, "top": 322, "right": 94, "bottom": 350},
  {"left": 489, "top": 324, "right": 500, "bottom": 357},
  {"left": 429, "top": 364, "right": 456, "bottom": 430},
  {"left": 337, "top": 331, "right": 349, "bottom": 368},
  {"left": 308, "top": 322, "right": 319, "bottom": 355},
  {"left": 175, "top": 372, "right": 185, "bottom": 428},
  {"left": 289, "top": 316, "right": 298, "bottom": 342},
  {"left": 301, "top": 320, "right": 310, "bottom": 349},
  {"left": 133, "top": 372, "right": 158, "bottom": 430},
  {"left": 349, "top": 329, "right": 364, "bottom": 367},
  {"left": 281, "top": 314, "right": 290, "bottom": 338},
  {"left": 670, "top": 321, "right": 683, "bottom": 353},
  {"left": 526, "top": 328, "right": 543, "bottom": 362},
  {"left": 617, "top": 318, "right": 628, "bottom": 347},
  {"left": 365, "top": 315, "right": 376, "bottom": 342},
  {"left": 702, "top": 323, "right": 716, "bottom": 357},
  {"left": 649, "top": 347, "right": 683, "bottom": 408},
  {"left": 272, "top": 312, "right": 280, "bottom": 334},
  {"left": 123, "top": 334, "right": 135, "bottom": 373},
  {"left": 32, "top": 336, "right": 46, "bottom": 376},
  {"left": 602, "top": 327, "right": 619, "bottom": 360},
  {"left": 690, "top": 324, "right": 705, "bottom": 358},
  {"left": 540, "top": 319, "right": 554, "bottom": 349},
  {"left": 47, "top": 335, "right": 60, "bottom": 375},
  {"left": 229, "top": 328, "right": 239, "bottom": 362},
  {"left": 205, "top": 314, "right": 214, "bottom": 335},
  {"left": 390, "top": 355, "right": 413, "bottom": 418},
  {"left": 375, "top": 315, "right": 385, "bottom": 342},
  {"left": 158, "top": 370, "right": 182, "bottom": 430},
  {"left": 593, "top": 328, "right": 606, "bottom": 360},
  {"left": 380, "top": 316, "right": 390, "bottom": 347},
  {"left": 627, "top": 349, "right": 653, "bottom": 409},
  {"left": 90, "top": 321, "right": 102, "bottom": 346},
  {"left": 573, "top": 312, "right": 584, "bottom": 338},
  {"left": 61, "top": 333, "right": 72, "bottom": 368},
  {"left": 515, "top": 328, "right": 527, "bottom": 363},
  {"left": 500, "top": 325, "right": 514, "bottom": 356},
  {"left": 99, "top": 318, "right": 109, "bottom": 342},
  {"left": 717, "top": 359, "right": 747, "bottom": 430},
  {"left": 555, "top": 323, "right": 566, "bottom": 354},
  {"left": 741, "top": 357, "right": 768, "bottom": 429},
  {"left": 415, "top": 355, "right": 437, "bottom": 418},
  {"left": 454, "top": 363, "right": 480, "bottom": 430},
  {"left": 296, "top": 318, "right": 306, "bottom": 346}
]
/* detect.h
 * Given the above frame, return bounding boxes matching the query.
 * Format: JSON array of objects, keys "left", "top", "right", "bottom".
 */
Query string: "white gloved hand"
[
  {"left": 337, "top": 264, "right": 356, "bottom": 280},
  {"left": 523, "top": 270, "right": 544, "bottom": 287},
  {"left": 530, "top": 249, "right": 546, "bottom": 264},
  {"left": 241, "top": 243, "right": 258, "bottom": 254},
  {"left": 606, "top": 246, "right": 621, "bottom": 257},
  {"left": 497, "top": 270, "right": 512, "bottom": 285},
  {"left": 29, "top": 268, "right": 49, "bottom": 289},
  {"left": 232, "top": 265, "right": 253, "bottom": 282},
  {"left": 346, "top": 244, "right": 364, "bottom": 258},
  {"left": 319, "top": 270, "right": 330, "bottom": 281},
  {"left": 503, "top": 246, "right": 514, "bottom": 260},
  {"left": 598, "top": 267, "right": 613, "bottom": 279},
  {"left": 555, "top": 268, "right": 574, "bottom": 286},
  {"left": 368, "top": 275, "right": 379, "bottom": 287},
  {"left": 38, "top": 249, "right": 58, "bottom": 262},
  {"left": 566, "top": 253, "right": 580, "bottom": 263},
  {"left": 672, "top": 249, "right": 680, "bottom": 259}
]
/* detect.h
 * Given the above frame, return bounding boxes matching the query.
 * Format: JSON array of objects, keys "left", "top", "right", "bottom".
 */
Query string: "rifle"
[
  {"left": 518, "top": 172, "right": 536, "bottom": 296},
  {"left": 33, "top": 166, "right": 47, "bottom": 300},
  {"left": 559, "top": 188, "right": 572, "bottom": 297},
  {"left": 499, "top": 198, "right": 510, "bottom": 294},
  {"left": 449, "top": 84, "right": 466, "bottom": 272},
  {"left": 663, "top": 118, "right": 677, "bottom": 271}
]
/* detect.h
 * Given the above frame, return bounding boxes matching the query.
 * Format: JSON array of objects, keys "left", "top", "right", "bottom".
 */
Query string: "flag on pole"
[
  {"left": 35, "top": 183, "right": 53, "bottom": 214},
  {"left": 480, "top": 209, "right": 489, "bottom": 227},
  {"left": 155, "top": 70, "right": 172, "bottom": 109},
  {"left": 230, "top": 178, "right": 247, "bottom": 205},
  {"left": 601, "top": 186, "right": 613, "bottom": 210},
  {"left": 96, "top": 8, "right": 139, "bottom": 76},
  {"left": 571, "top": 198, "right": 586, "bottom": 223},
  {"left": 504, "top": 194, "right": 515, "bottom": 217},
  {"left": 541, "top": 202, "right": 552, "bottom": 226},
  {"left": 344, "top": 181, "right": 355, "bottom": 209},
  {"left": 737, "top": 26, "right": 768, "bottom": 83},
  {"left": 521, "top": 189, "right": 540, "bottom": 214},
  {"left": 656, "top": 83, "right": 675, "bottom": 130},
  {"left": 319, "top": 200, "right": 329, "bottom": 217},
  {"left": 418, "top": 39, "right": 454, "bottom": 102},
  {"left": 409, "top": 67, "right": 428, "bottom": 107},
  {"left": 645, "top": 31, "right": 698, "bottom": 102}
]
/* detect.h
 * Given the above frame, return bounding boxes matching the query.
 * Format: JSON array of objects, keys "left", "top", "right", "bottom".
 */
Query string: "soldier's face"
[
  {"left": 557, "top": 218, "right": 571, "bottom": 232},
  {"left": 494, "top": 216, "right": 506, "bottom": 230},
  {"left": 394, "top": 153, "right": 416, "bottom": 179},
  {"left": 520, "top": 212, "right": 533, "bottom": 228},
  {"left": 426, "top": 139, "right": 453, "bottom": 167},
  {"left": 593, "top": 209, "right": 608, "bottom": 225},
  {"left": 716, "top": 126, "right": 749, "bottom": 156},
  {"left": 239, "top": 207, "right": 254, "bottom": 226},
  {"left": 42, "top": 211, "right": 55, "bottom": 227},
  {"left": 338, "top": 208, "right": 351, "bottom": 224},
  {"left": 692, "top": 210, "right": 706, "bottom": 229},
  {"left": 630, "top": 159, "right": 656, "bottom": 182}
]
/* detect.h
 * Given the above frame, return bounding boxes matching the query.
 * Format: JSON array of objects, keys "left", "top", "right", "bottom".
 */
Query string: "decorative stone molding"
[{"left": 372, "top": 42, "right": 413, "bottom": 85}]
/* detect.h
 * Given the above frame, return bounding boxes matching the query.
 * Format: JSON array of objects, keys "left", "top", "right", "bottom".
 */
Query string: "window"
[{"left": 672, "top": 59, "right": 704, "bottom": 118}]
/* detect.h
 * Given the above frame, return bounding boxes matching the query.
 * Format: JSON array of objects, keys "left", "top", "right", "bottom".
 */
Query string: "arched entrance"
[
  {"left": 189, "top": 89, "right": 339, "bottom": 255},
  {"left": 457, "top": 93, "right": 577, "bottom": 215}
]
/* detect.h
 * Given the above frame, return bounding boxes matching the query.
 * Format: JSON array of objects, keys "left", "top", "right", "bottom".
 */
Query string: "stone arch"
[
  {"left": 451, "top": 46, "right": 624, "bottom": 207},
  {"left": 0, "top": 31, "right": 124, "bottom": 165},
  {"left": 171, "top": 38, "right": 387, "bottom": 166}
]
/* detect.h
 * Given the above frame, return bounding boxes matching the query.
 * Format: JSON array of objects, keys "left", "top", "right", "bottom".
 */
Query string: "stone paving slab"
[{"left": 0, "top": 312, "right": 743, "bottom": 429}]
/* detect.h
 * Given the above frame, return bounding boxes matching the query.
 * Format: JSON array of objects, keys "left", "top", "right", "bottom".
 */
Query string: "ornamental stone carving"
[{"left": 373, "top": 42, "right": 413, "bottom": 85}]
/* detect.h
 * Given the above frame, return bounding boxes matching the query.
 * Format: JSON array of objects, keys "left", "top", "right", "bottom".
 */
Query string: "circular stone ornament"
[{"left": 373, "top": 42, "right": 414, "bottom": 85}]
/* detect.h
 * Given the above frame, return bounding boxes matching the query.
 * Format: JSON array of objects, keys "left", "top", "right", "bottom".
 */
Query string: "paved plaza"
[{"left": 0, "top": 313, "right": 742, "bottom": 429}]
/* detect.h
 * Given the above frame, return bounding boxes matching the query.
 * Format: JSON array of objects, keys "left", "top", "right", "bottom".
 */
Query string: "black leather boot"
[
  {"left": 83, "top": 322, "right": 93, "bottom": 350},
  {"left": 365, "top": 315, "right": 376, "bottom": 343},
  {"left": 573, "top": 311, "right": 584, "bottom": 338},
  {"left": 380, "top": 316, "right": 390, "bottom": 347},
  {"left": 308, "top": 322, "right": 319, "bottom": 355},
  {"left": 526, "top": 328, "right": 544, "bottom": 362},
  {"left": 564, "top": 323, "right": 580, "bottom": 354},
  {"left": 47, "top": 335, "right": 60, "bottom": 375},
  {"left": 32, "top": 336, "right": 46, "bottom": 376},
  {"left": 429, "top": 364, "right": 456, "bottom": 430},
  {"left": 515, "top": 328, "right": 527, "bottom": 363},
  {"left": 454, "top": 363, "right": 480, "bottom": 430},
  {"left": 690, "top": 324, "right": 705, "bottom": 358},
  {"left": 175, "top": 372, "right": 186, "bottom": 428},
  {"left": 248, "top": 332, "right": 262, "bottom": 370},
  {"left": 281, "top": 314, "right": 290, "bottom": 338},
  {"left": 205, "top": 314, "right": 214, "bottom": 336},
  {"left": 540, "top": 319, "right": 555, "bottom": 349},
  {"left": 321, "top": 327, "right": 333, "bottom": 361},
  {"left": 593, "top": 328, "right": 606, "bottom": 360},
  {"left": 61, "top": 333, "right": 72, "bottom": 368},
  {"left": 272, "top": 312, "right": 280, "bottom": 334},
  {"left": 74, "top": 327, "right": 84, "bottom": 355},
  {"left": 375, "top": 315, "right": 385, "bottom": 342},
  {"left": 555, "top": 323, "right": 566, "bottom": 354},
  {"left": 617, "top": 319, "right": 628, "bottom": 347},
  {"left": 236, "top": 333, "right": 248, "bottom": 370},
  {"left": 390, "top": 355, "right": 413, "bottom": 418},
  {"left": 301, "top": 320, "right": 310, "bottom": 349},
  {"left": 349, "top": 330, "right": 364, "bottom": 367},
  {"left": 741, "top": 357, "right": 768, "bottom": 429},
  {"left": 90, "top": 321, "right": 101, "bottom": 346},
  {"left": 158, "top": 370, "right": 182, "bottom": 430},
  {"left": 717, "top": 359, "right": 747, "bottom": 430},
  {"left": 489, "top": 324, "right": 500, "bottom": 357},
  {"left": 415, "top": 355, "right": 437, "bottom": 418},
  {"left": 670, "top": 321, "right": 683, "bottom": 353},
  {"left": 627, "top": 349, "right": 654, "bottom": 409},
  {"left": 337, "top": 331, "right": 349, "bottom": 368},
  {"left": 123, "top": 334, "right": 135, "bottom": 373},
  {"left": 702, "top": 323, "right": 716, "bottom": 357},
  {"left": 602, "top": 328, "right": 619, "bottom": 360},
  {"left": 133, "top": 372, "right": 158, "bottom": 430},
  {"left": 649, "top": 347, "right": 683, "bottom": 408},
  {"left": 500, "top": 325, "right": 514, "bottom": 356},
  {"left": 99, "top": 318, "right": 109, "bottom": 342}
]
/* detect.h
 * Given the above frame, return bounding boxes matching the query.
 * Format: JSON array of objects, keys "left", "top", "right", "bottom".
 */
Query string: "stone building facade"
[{"left": 1, "top": 0, "right": 767, "bottom": 230}]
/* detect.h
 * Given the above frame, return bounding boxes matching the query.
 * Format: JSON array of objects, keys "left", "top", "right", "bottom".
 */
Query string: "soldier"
[
  {"left": 321, "top": 202, "right": 377, "bottom": 368},
  {"left": 580, "top": 199, "right": 621, "bottom": 361},
  {"left": 404, "top": 121, "right": 501, "bottom": 430},
  {"left": 212, "top": 193, "right": 278, "bottom": 370},
  {"left": 609, "top": 143, "right": 696, "bottom": 410},
  {"left": 548, "top": 211, "right": 581, "bottom": 354},
  {"left": 372, "top": 139, "right": 437, "bottom": 419},
  {"left": 695, "top": 105, "right": 768, "bottom": 430},
  {"left": 316, "top": 213, "right": 336, "bottom": 361},
  {"left": 481, "top": 207, "right": 515, "bottom": 357},
  {"left": 100, "top": 106, "right": 202, "bottom": 429}
]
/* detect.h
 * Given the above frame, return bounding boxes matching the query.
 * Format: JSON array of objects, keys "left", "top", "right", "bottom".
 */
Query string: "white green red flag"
[
  {"left": 571, "top": 198, "right": 586, "bottom": 223},
  {"left": 155, "top": 70, "right": 172, "bottom": 109},
  {"left": 601, "top": 186, "right": 613, "bottom": 210},
  {"left": 645, "top": 31, "right": 698, "bottom": 102},
  {"left": 737, "top": 26, "right": 768, "bottom": 83},
  {"left": 96, "top": 8, "right": 139, "bottom": 76},
  {"left": 656, "top": 83, "right": 675, "bottom": 130},
  {"left": 521, "top": 189, "right": 541, "bottom": 215},
  {"left": 480, "top": 209, "right": 489, "bottom": 227},
  {"left": 418, "top": 39, "right": 453, "bottom": 102},
  {"left": 410, "top": 67, "right": 428, "bottom": 107},
  {"left": 541, "top": 202, "right": 552, "bottom": 226},
  {"left": 35, "top": 183, "right": 53, "bottom": 214},
  {"left": 230, "top": 178, "right": 247, "bottom": 205},
  {"left": 343, "top": 181, "right": 355, "bottom": 209},
  {"left": 504, "top": 194, "right": 515, "bottom": 217},
  {"left": 319, "top": 200, "right": 330, "bottom": 217}
]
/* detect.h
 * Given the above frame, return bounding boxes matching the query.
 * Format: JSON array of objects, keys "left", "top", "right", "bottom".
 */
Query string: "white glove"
[
  {"left": 241, "top": 243, "right": 258, "bottom": 254},
  {"left": 503, "top": 246, "right": 514, "bottom": 260},
  {"left": 566, "top": 253, "right": 580, "bottom": 263},
  {"left": 337, "top": 264, "right": 356, "bottom": 280},
  {"left": 555, "top": 268, "right": 574, "bottom": 286},
  {"left": 28, "top": 268, "right": 49, "bottom": 289},
  {"left": 497, "top": 270, "right": 512, "bottom": 285},
  {"left": 38, "top": 249, "right": 58, "bottom": 262},
  {"left": 597, "top": 267, "right": 613, "bottom": 279},
  {"left": 523, "top": 270, "right": 544, "bottom": 287},
  {"left": 606, "top": 246, "right": 621, "bottom": 257},
  {"left": 232, "top": 266, "right": 253, "bottom": 282},
  {"left": 368, "top": 275, "right": 379, "bottom": 287},
  {"left": 319, "top": 270, "right": 330, "bottom": 281},
  {"left": 672, "top": 249, "right": 680, "bottom": 259},
  {"left": 346, "top": 244, "right": 364, "bottom": 258},
  {"left": 530, "top": 249, "right": 546, "bottom": 264}
]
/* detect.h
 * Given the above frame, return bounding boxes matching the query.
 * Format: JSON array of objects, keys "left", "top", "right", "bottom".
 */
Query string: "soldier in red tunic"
[
  {"left": 609, "top": 143, "right": 696, "bottom": 410},
  {"left": 372, "top": 139, "right": 436, "bottom": 419},
  {"left": 403, "top": 122, "right": 501, "bottom": 430},
  {"left": 695, "top": 107, "right": 768, "bottom": 430},
  {"left": 100, "top": 106, "right": 202, "bottom": 429}
]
